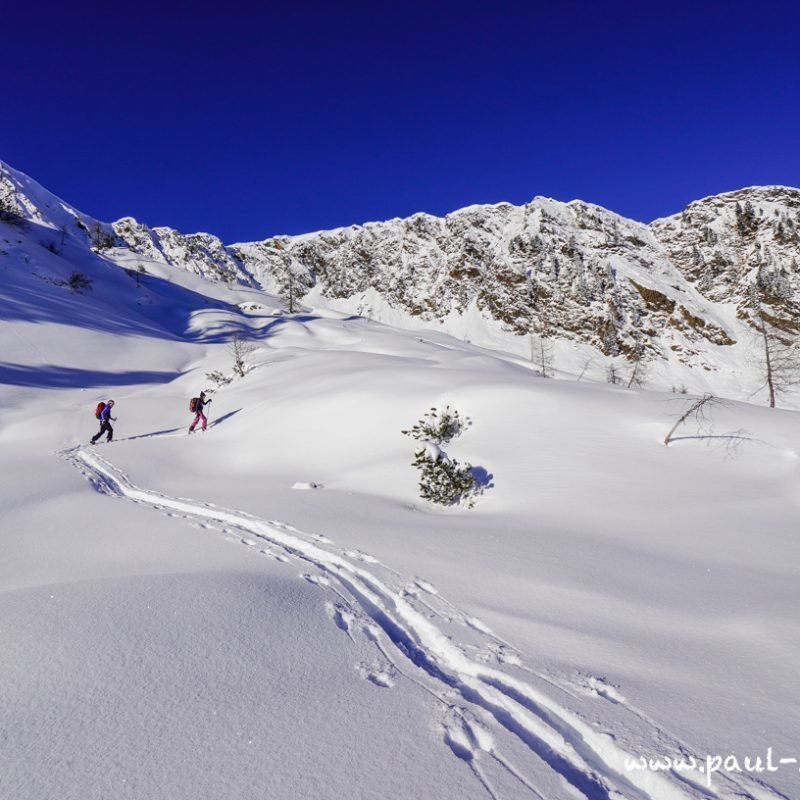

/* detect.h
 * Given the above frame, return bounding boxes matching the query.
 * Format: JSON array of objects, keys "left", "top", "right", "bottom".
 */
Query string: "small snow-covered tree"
[
  {"left": 402, "top": 405, "right": 470, "bottom": 444},
  {"left": 403, "top": 406, "right": 481, "bottom": 508},
  {"left": 412, "top": 443, "right": 477, "bottom": 508}
]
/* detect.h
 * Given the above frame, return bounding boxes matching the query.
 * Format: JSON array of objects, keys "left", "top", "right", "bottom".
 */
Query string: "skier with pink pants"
[{"left": 188, "top": 391, "right": 211, "bottom": 434}]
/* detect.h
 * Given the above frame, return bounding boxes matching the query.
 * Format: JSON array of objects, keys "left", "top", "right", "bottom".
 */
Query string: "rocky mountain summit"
[
  {"left": 652, "top": 186, "right": 800, "bottom": 333},
  {"left": 3, "top": 158, "right": 799, "bottom": 399}
]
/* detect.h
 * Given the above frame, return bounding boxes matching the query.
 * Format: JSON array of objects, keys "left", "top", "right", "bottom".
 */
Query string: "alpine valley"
[{"left": 2, "top": 157, "right": 800, "bottom": 800}]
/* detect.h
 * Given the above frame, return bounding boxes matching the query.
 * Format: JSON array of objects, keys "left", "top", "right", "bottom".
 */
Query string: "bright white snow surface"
[{"left": 1, "top": 222, "right": 800, "bottom": 800}]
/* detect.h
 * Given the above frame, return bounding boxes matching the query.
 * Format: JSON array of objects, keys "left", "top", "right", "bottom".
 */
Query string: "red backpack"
[
  {"left": 94, "top": 402, "right": 106, "bottom": 419},
  {"left": 189, "top": 397, "right": 199, "bottom": 413}
]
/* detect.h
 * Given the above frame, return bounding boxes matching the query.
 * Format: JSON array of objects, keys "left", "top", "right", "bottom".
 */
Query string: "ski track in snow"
[{"left": 62, "top": 445, "right": 786, "bottom": 800}]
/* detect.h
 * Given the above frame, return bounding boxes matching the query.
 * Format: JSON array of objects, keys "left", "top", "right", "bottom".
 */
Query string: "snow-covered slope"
[
  {"left": 2, "top": 164, "right": 800, "bottom": 799},
  {"left": 4, "top": 158, "right": 800, "bottom": 404}
]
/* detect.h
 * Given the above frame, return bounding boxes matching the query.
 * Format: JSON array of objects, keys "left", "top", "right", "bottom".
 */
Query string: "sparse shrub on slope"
[
  {"left": 206, "top": 370, "right": 233, "bottom": 388},
  {"left": 64, "top": 271, "right": 93, "bottom": 293}
]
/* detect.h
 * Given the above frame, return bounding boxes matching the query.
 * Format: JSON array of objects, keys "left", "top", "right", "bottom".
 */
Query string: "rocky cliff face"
[
  {"left": 229, "top": 197, "right": 742, "bottom": 367},
  {"left": 112, "top": 217, "right": 258, "bottom": 288},
  {"left": 651, "top": 186, "right": 800, "bottom": 334}
]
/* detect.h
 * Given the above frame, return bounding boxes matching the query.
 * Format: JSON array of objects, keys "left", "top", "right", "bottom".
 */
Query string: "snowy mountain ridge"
[{"left": 3, "top": 157, "right": 800, "bottom": 402}]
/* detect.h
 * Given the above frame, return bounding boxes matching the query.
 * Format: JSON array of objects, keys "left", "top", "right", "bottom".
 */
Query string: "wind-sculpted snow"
[{"left": 61, "top": 447, "right": 787, "bottom": 800}]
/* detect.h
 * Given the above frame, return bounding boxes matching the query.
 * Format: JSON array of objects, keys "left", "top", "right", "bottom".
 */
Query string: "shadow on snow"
[
  {"left": 0, "top": 218, "right": 265, "bottom": 344},
  {"left": 0, "top": 363, "right": 182, "bottom": 389}
]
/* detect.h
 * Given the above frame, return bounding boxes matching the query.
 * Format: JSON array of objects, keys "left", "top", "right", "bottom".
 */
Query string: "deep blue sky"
[{"left": 4, "top": 1, "right": 799, "bottom": 242}]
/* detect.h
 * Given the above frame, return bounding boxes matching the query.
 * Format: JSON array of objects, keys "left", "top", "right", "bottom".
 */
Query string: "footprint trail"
[{"left": 62, "top": 446, "right": 784, "bottom": 800}]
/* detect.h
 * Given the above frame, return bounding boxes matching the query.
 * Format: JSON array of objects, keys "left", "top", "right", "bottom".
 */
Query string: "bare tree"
[
  {"left": 532, "top": 334, "right": 554, "bottom": 378},
  {"left": 755, "top": 313, "right": 799, "bottom": 408},
  {"left": 749, "top": 284, "right": 800, "bottom": 408},
  {"left": 759, "top": 314, "right": 777, "bottom": 408},
  {"left": 526, "top": 266, "right": 555, "bottom": 378},
  {"left": 279, "top": 254, "right": 305, "bottom": 314},
  {"left": 664, "top": 393, "right": 750, "bottom": 453},
  {"left": 576, "top": 355, "right": 596, "bottom": 382},
  {"left": 664, "top": 394, "right": 719, "bottom": 446},
  {"left": 626, "top": 345, "right": 648, "bottom": 389},
  {"left": 526, "top": 268, "right": 536, "bottom": 366},
  {"left": 90, "top": 219, "right": 115, "bottom": 252},
  {"left": 228, "top": 333, "right": 256, "bottom": 378},
  {"left": 126, "top": 262, "right": 147, "bottom": 288}
]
